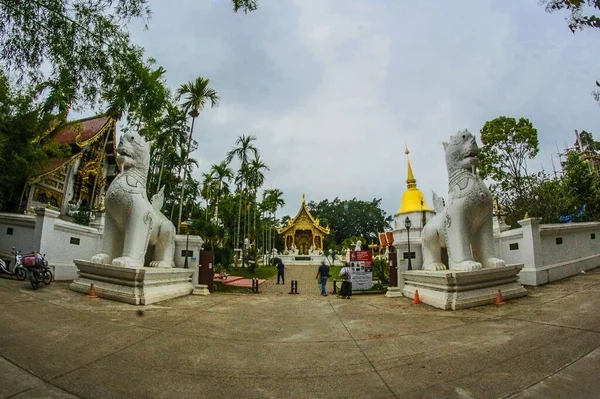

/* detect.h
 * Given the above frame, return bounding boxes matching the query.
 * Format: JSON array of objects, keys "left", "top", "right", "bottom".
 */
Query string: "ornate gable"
[{"left": 278, "top": 194, "right": 330, "bottom": 235}]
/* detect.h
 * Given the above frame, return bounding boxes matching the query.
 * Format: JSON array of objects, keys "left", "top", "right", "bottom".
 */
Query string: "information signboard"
[{"left": 349, "top": 250, "right": 373, "bottom": 290}]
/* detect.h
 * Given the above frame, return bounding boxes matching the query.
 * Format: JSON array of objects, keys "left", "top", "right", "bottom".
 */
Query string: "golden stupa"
[{"left": 395, "top": 146, "right": 432, "bottom": 215}]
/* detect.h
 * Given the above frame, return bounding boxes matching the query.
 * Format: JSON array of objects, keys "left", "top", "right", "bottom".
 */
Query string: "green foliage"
[
  {"left": 232, "top": 0, "right": 259, "bottom": 13},
  {"left": 70, "top": 206, "right": 91, "bottom": 226},
  {"left": 478, "top": 116, "right": 539, "bottom": 193},
  {"left": 371, "top": 258, "right": 389, "bottom": 284},
  {"left": 542, "top": 0, "right": 600, "bottom": 32},
  {"left": 478, "top": 116, "right": 540, "bottom": 226},
  {"left": 0, "top": 0, "right": 155, "bottom": 111},
  {"left": 562, "top": 151, "right": 600, "bottom": 220},
  {"left": 307, "top": 198, "right": 391, "bottom": 246},
  {"left": 342, "top": 236, "right": 367, "bottom": 249},
  {"left": 0, "top": 73, "right": 57, "bottom": 211}
]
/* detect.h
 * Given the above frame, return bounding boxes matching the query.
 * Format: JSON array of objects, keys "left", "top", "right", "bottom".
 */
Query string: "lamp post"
[
  {"left": 404, "top": 216, "right": 412, "bottom": 271},
  {"left": 183, "top": 217, "right": 192, "bottom": 269}
]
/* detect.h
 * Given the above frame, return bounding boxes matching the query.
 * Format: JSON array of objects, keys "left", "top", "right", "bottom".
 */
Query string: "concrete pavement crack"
[
  {"left": 327, "top": 298, "right": 398, "bottom": 399},
  {"left": 502, "top": 339, "right": 600, "bottom": 398},
  {"left": 46, "top": 297, "right": 232, "bottom": 384}
]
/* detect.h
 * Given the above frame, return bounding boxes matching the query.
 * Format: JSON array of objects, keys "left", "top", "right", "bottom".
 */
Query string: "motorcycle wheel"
[
  {"left": 16, "top": 267, "right": 27, "bottom": 281},
  {"left": 43, "top": 269, "right": 53, "bottom": 285},
  {"left": 30, "top": 273, "right": 40, "bottom": 290}
]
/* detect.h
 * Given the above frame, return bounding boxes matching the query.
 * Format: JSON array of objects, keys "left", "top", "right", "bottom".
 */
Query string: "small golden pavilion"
[
  {"left": 278, "top": 194, "right": 330, "bottom": 255},
  {"left": 395, "top": 146, "right": 434, "bottom": 227}
]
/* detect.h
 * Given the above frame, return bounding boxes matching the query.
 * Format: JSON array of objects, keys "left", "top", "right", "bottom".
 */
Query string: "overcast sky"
[{"left": 122, "top": 0, "right": 599, "bottom": 221}]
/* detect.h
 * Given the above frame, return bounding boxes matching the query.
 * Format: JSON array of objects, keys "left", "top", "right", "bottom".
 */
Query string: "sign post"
[{"left": 349, "top": 250, "right": 373, "bottom": 290}]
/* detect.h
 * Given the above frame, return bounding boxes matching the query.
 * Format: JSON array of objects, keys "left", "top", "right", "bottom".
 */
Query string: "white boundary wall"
[
  {"left": 1, "top": 208, "right": 205, "bottom": 282},
  {"left": 496, "top": 218, "right": 600, "bottom": 286},
  {"left": 391, "top": 215, "right": 600, "bottom": 286},
  {"left": 0, "top": 208, "right": 102, "bottom": 280}
]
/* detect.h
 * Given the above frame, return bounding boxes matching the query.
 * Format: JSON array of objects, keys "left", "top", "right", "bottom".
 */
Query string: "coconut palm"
[
  {"left": 264, "top": 188, "right": 285, "bottom": 258},
  {"left": 210, "top": 161, "right": 234, "bottom": 223},
  {"left": 176, "top": 77, "right": 220, "bottom": 232},
  {"left": 225, "top": 134, "right": 258, "bottom": 251},
  {"left": 246, "top": 155, "right": 270, "bottom": 243}
]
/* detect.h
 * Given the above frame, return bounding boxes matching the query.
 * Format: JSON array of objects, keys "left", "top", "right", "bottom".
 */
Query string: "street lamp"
[
  {"left": 183, "top": 217, "right": 192, "bottom": 269},
  {"left": 404, "top": 216, "right": 412, "bottom": 271}
]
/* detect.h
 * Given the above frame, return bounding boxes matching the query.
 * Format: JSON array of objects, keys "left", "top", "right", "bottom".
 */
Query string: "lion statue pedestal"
[
  {"left": 70, "top": 131, "right": 194, "bottom": 305},
  {"left": 399, "top": 130, "right": 527, "bottom": 309}
]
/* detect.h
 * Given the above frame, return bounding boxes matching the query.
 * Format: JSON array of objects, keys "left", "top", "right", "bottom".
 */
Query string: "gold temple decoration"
[
  {"left": 396, "top": 145, "right": 432, "bottom": 215},
  {"left": 277, "top": 194, "right": 330, "bottom": 255}
]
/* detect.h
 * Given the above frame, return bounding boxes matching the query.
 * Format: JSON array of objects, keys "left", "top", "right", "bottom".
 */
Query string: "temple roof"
[
  {"left": 33, "top": 115, "right": 116, "bottom": 178},
  {"left": 278, "top": 194, "right": 330, "bottom": 235},
  {"left": 396, "top": 146, "right": 432, "bottom": 215},
  {"left": 52, "top": 115, "right": 114, "bottom": 147}
]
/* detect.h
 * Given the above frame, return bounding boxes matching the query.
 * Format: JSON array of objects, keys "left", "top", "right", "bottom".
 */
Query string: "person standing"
[
  {"left": 339, "top": 262, "right": 352, "bottom": 299},
  {"left": 276, "top": 259, "right": 285, "bottom": 284},
  {"left": 315, "top": 261, "right": 330, "bottom": 296}
]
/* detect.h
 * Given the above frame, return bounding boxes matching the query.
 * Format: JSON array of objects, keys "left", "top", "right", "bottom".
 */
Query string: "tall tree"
[
  {"left": 210, "top": 161, "right": 234, "bottom": 223},
  {"left": 176, "top": 77, "right": 220, "bottom": 232},
  {"left": 0, "top": 1, "right": 257, "bottom": 111},
  {"left": 246, "top": 155, "right": 270, "bottom": 243},
  {"left": 478, "top": 116, "right": 540, "bottom": 226},
  {"left": 307, "top": 197, "right": 391, "bottom": 247},
  {"left": 225, "top": 134, "right": 258, "bottom": 251},
  {"left": 263, "top": 188, "right": 285, "bottom": 257}
]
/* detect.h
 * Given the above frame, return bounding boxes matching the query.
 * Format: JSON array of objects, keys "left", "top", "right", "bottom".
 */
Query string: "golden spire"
[
  {"left": 406, "top": 145, "right": 416, "bottom": 189},
  {"left": 396, "top": 145, "right": 432, "bottom": 215}
]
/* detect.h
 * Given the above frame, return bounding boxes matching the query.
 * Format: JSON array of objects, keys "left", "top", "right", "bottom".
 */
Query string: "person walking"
[
  {"left": 315, "top": 261, "right": 330, "bottom": 296},
  {"left": 339, "top": 262, "right": 352, "bottom": 299},
  {"left": 276, "top": 259, "right": 285, "bottom": 284}
]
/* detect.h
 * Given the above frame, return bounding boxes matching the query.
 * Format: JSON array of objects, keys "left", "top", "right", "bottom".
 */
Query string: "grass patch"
[
  {"left": 327, "top": 265, "right": 342, "bottom": 281},
  {"left": 226, "top": 265, "right": 277, "bottom": 280},
  {"left": 213, "top": 283, "right": 252, "bottom": 294}
]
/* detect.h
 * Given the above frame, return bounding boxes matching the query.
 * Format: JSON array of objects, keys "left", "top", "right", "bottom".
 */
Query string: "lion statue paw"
[
  {"left": 483, "top": 258, "right": 505, "bottom": 269},
  {"left": 149, "top": 260, "right": 173, "bottom": 268},
  {"left": 112, "top": 256, "right": 141, "bottom": 268},
  {"left": 91, "top": 253, "right": 110, "bottom": 265},
  {"left": 423, "top": 262, "right": 446, "bottom": 271},
  {"left": 450, "top": 260, "right": 482, "bottom": 272}
]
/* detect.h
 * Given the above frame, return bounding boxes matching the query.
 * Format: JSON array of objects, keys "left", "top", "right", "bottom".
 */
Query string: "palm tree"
[
  {"left": 210, "top": 161, "right": 234, "bottom": 223},
  {"left": 225, "top": 134, "right": 258, "bottom": 251},
  {"left": 246, "top": 155, "right": 270, "bottom": 244},
  {"left": 176, "top": 77, "right": 220, "bottom": 232},
  {"left": 152, "top": 104, "right": 188, "bottom": 194},
  {"left": 201, "top": 172, "right": 216, "bottom": 221},
  {"left": 264, "top": 188, "right": 285, "bottom": 259}
]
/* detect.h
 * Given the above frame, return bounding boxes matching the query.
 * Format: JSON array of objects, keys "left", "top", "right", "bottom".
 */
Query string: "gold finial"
[
  {"left": 302, "top": 193, "right": 306, "bottom": 202},
  {"left": 406, "top": 146, "right": 416, "bottom": 189},
  {"left": 405, "top": 144, "right": 410, "bottom": 155}
]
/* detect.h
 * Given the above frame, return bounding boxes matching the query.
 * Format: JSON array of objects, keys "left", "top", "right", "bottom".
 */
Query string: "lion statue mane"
[
  {"left": 421, "top": 129, "right": 505, "bottom": 272},
  {"left": 91, "top": 131, "right": 175, "bottom": 268}
]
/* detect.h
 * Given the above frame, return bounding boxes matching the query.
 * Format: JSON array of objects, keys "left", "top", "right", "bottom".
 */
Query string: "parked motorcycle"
[
  {"left": 0, "top": 247, "right": 27, "bottom": 281},
  {"left": 22, "top": 252, "right": 52, "bottom": 290}
]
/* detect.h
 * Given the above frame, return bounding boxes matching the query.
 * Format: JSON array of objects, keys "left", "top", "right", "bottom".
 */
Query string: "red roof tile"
[{"left": 52, "top": 115, "right": 112, "bottom": 145}]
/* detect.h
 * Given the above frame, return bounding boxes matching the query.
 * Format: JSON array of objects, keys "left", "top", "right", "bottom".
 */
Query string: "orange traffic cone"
[
  {"left": 412, "top": 289, "right": 422, "bottom": 304},
  {"left": 495, "top": 289, "right": 504, "bottom": 305},
  {"left": 87, "top": 283, "right": 98, "bottom": 298}
]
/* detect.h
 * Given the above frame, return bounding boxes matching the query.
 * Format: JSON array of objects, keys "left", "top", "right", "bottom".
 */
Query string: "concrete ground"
[{"left": 1, "top": 265, "right": 600, "bottom": 399}]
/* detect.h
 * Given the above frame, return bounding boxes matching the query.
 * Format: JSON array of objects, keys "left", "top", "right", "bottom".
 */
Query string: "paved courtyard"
[{"left": 1, "top": 265, "right": 600, "bottom": 398}]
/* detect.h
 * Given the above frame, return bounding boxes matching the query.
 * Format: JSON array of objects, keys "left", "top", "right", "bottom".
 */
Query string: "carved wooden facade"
[{"left": 24, "top": 115, "right": 118, "bottom": 216}]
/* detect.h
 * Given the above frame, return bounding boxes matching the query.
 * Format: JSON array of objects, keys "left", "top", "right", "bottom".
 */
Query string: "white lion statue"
[
  {"left": 91, "top": 131, "right": 175, "bottom": 268},
  {"left": 421, "top": 129, "right": 505, "bottom": 272}
]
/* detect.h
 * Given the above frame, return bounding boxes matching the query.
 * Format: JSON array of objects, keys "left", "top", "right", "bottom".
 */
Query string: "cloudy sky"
[{"left": 123, "top": 0, "right": 599, "bottom": 220}]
